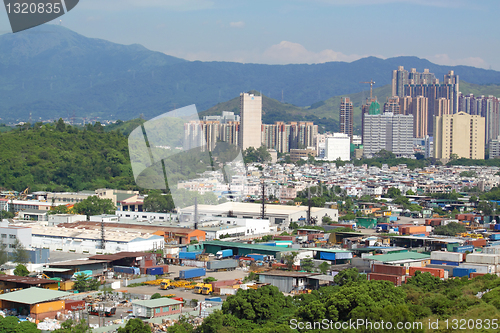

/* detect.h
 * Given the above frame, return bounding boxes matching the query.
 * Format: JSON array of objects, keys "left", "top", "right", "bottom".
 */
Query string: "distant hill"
[{"left": 2, "top": 25, "right": 500, "bottom": 123}]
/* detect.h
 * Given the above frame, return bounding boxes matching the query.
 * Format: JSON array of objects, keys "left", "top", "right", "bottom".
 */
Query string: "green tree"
[
  {"left": 386, "top": 187, "right": 401, "bottom": 198},
  {"left": 0, "top": 316, "right": 39, "bottom": 333},
  {"left": 318, "top": 262, "right": 330, "bottom": 274},
  {"left": 151, "top": 293, "right": 162, "bottom": 299},
  {"left": 13, "top": 264, "right": 29, "bottom": 277},
  {"left": 53, "top": 319, "right": 91, "bottom": 333},
  {"left": 47, "top": 205, "right": 70, "bottom": 215},
  {"left": 12, "top": 238, "right": 29, "bottom": 263},
  {"left": 73, "top": 196, "right": 116, "bottom": 218},
  {"left": 143, "top": 190, "right": 174, "bottom": 213},
  {"left": 433, "top": 222, "right": 467, "bottom": 236},
  {"left": 334, "top": 268, "right": 366, "bottom": 286},
  {"left": 167, "top": 315, "right": 195, "bottom": 333},
  {"left": 300, "top": 257, "right": 314, "bottom": 272},
  {"left": 203, "top": 277, "right": 217, "bottom": 283},
  {"left": 117, "top": 318, "right": 151, "bottom": 333},
  {"left": 73, "top": 273, "right": 100, "bottom": 292},
  {"left": 282, "top": 252, "right": 298, "bottom": 270},
  {"left": 0, "top": 241, "right": 8, "bottom": 266}
]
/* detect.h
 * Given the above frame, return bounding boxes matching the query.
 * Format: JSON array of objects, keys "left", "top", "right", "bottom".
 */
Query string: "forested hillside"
[{"left": 0, "top": 120, "right": 135, "bottom": 192}]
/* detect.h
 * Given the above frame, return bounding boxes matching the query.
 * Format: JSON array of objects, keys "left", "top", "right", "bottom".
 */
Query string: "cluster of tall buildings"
[{"left": 184, "top": 93, "right": 318, "bottom": 155}]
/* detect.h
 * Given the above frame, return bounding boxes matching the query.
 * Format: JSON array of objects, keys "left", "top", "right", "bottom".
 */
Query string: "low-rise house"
[{"left": 132, "top": 298, "right": 183, "bottom": 318}]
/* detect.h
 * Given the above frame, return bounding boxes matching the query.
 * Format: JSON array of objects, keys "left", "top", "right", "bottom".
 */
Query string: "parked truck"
[
  {"left": 179, "top": 268, "right": 206, "bottom": 279},
  {"left": 207, "top": 259, "right": 238, "bottom": 271},
  {"left": 202, "top": 284, "right": 213, "bottom": 295},
  {"left": 216, "top": 249, "right": 233, "bottom": 260}
]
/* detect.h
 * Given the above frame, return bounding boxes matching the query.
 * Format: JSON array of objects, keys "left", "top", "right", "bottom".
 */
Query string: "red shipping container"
[
  {"left": 409, "top": 267, "right": 444, "bottom": 278},
  {"left": 471, "top": 239, "right": 487, "bottom": 248},
  {"left": 470, "top": 272, "right": 486, "bottom": 279},
  {"left": 372, "top": 264, "right": 405, "bottom": 276},
  {"left": 65, "top": 300, "right": 85, "bottom": 311},
  {"left": 368, "top": 273, "right": 402, "bottom": 286},
  {"left": 211, "top": 279, "right": 240, "bottom": 288},
  {"left": 274, "top": 236, "right": 294, "bottom": 241},
  {"left": 172, "top": 297, "right": 184, "bottom": 302}
]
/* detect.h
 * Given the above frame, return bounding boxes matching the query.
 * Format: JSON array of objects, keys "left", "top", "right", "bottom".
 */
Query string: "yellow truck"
[
  {"left": 201, "top": 284, "right": 213, "bottom": 295},
  {"left": 160, "top": 279, "right": 173, "bottom": 290},
  {"left": 194, "top": 283, "right": 205, "bottom": 294}
]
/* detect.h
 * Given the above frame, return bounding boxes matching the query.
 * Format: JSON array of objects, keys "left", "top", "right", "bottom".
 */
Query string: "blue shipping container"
[
  {"left": 179, "top": 251, "right": 201, "bottom": 260},
  {"left": 453, "top": 267, "right": 476, "bottom": 278},
  {"left": 430, "top": 260, "right": 460, "bottom": 266},
  {"left": 147, "top": 267, "right": 164, "bottom": 275},
  {"left": 180, "top": 268, "right": 206, "bottom": 279},
  {"left": 205, "top": 297, "right": 222, "bottom": 302},
  {"left": 490, "top": 233, "right": 500, "bottom": 241},
  {"left": 247, "top": 254, "right": 265, "bottom": 261},
  {"left": 494, "top": 224, "right": 500, "bottom": 231},
  {"left": 114, "top": 266, "right": 135, "bottom": 274},
  {"left": 453, "top": 245, "right": 474, "bottom": 253},
  {"left": 261, "top": 242, "right": 276, "bottom": 246}
]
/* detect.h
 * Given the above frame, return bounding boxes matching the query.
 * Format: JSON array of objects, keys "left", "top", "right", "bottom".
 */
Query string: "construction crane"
[{"left": 360, "top": 79, "right": 376, "bottom": 99}]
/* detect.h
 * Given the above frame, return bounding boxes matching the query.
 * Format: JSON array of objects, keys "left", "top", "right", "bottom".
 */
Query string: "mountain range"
[{"left": 2, "top": 25, "right": 500, "bottom": 123}]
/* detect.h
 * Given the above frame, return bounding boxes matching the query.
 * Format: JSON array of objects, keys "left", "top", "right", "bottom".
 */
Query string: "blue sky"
[{"left": 1, "top": 0, "right": 500, "bottom": 69}]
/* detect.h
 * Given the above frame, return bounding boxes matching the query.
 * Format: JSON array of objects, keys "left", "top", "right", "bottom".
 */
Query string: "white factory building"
[
  {"left": 0, "top": 220, "right": 32, "bottom": 252},
  {"left": 198, "top": 217, "right": 271, "bottom": 240},
  {"left": 325, "top": 133, "right": 350, "bottom": 161},
  {"left": 179, "top": 202, "right": 338, "bottom": 228},
  {"left": 30, "top": 225, "right": 164, "bottom": 255}
]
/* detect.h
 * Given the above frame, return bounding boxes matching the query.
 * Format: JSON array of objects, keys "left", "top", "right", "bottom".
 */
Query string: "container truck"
[
  {"left": 179, "top": 268, "right": 206, "bottom": 279},
  {"left": 207, "top": 259, "right": 238, "bottom": 271},
  {"left": 247, "top": 254, "right": 265, "bottom": 261},
  {"left": 201, "top": 284, "right": 213, "bottom": 295},
  {"left": 216, "top": 249, "right": 233, "bottom": 259},
  {"left": 146, "top": 267, "right": 164, "bottom": 275}
]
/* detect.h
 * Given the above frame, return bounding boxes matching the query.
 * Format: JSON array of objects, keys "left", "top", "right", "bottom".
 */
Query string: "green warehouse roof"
[
  {"left": 203, "top": 240, "right": 290, "bottom": 252},
  {"left": 0, "top": 287, "right": 71, "bottom": 305},
  {"left": 132, "top": 298, "right": 183, "bottom": 308},
  {"left": 369, "top": 252, "right": 430, "bottom": 263}
]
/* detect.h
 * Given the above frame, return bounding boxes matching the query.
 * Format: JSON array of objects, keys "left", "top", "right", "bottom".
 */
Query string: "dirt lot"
[{"left": 167, "top": 265, "right": 248, "bottom": 281}]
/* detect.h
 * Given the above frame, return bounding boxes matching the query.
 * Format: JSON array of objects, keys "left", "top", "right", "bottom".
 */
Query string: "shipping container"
[
  {"left": 470, "top": 272, "right": 487, "bottom": 279},
  {"left": 367, "top": 273, "right": 402, "bottom": 286},
  {"left": 453, "top": 267, "right": 476, "bottom": 278},
  {"left": 409, "top": 267, "right": 444, "bottom": 278},
  {"left": 425, "top": 218, "right": 444, "bottom": 226},
  {"left": 489, "top": 233, "right": 500, "bottom": 241},
  {"left": 430, "top": 260, "right": 460, "bottom": 266},
  {"left": 179, "top": 252, "right": 201, "bottom": 260},
  {"left": 65, "top": 300, "right": 85, "bottom": 311},
  {"left": 216, "top": 249, "right": 233, "bottom": 259},
  {"left": 494, "top": 224, "right": 500, "bottom": 231},
  {"left": 60, "top": 281, "right": 74, "bottom": 291},
  {"left": 452, "top": 245, "right": 474, "bottom": 253},
  {"left": 470, "top": 239, "right": 487, "bottom": 248},
  {"left": 247, "top": 254, "right": 265, "bottom": 261},
  {"left": 146, "top": 267, "right": 164, "bottom": 275},
  {"left": 205, "top": 297, "right": 222, "bottom": 302},
  {"left": 459, "top": 263, "right": 496, "bottom": 274},
  {"left": 426, "top": 264, "right": 455, "bottom": 277},
  {"left": 31, "top": 300, "right": 65, "bottom": 314},
  {"left": 219, "top": 287, "right": 238, "bottom": 295},
  {"left": 172, "top": 297, "right": 183, "bottom": 302},
  {"left": 371, "top": 264, "right": 405, "bottom": 276},
  {"left": 466, "top": 253, "right": 500, "bottom": 265},
  {"left": 207, "top": 259, "right": 238, "bottom": 271},
  {"left": 179, "top": 268, "right": 206, "bottom": 279},
  {"left": 430, "top": 251, "right": 463, "bottom": 262},
  {"left": 483, "top": 246, "right": 500, "bottom": 255}
]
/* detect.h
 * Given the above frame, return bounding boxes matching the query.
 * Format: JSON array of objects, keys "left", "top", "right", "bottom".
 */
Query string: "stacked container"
[{"left": 430, "top": 251, "right": 463, "bottom": 266}]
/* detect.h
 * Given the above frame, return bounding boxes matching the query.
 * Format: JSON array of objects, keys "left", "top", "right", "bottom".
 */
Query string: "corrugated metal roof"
[
  {"left": 369, "top": 252, "right": 430, "bottom": 262},
  {"left": 0, "top": 287, "right": 70, "bottom": 304},
  {"left": 203, "top": 240, "right": 290, "bottom": 252},
  {"left": 43, "top": 268, "right": 72, "bottom": 273},
  {"left": 49, "top": 259, "right": 108, "bottom": 267},
  {"left": 132, "top": 298, "right": 183, "bottom": 308},
  {"left": 88, "top": 252, "right": 153, "bottom": 261},
  {"left": 0, "top": 275, "right": 54, "bottom": 285}
]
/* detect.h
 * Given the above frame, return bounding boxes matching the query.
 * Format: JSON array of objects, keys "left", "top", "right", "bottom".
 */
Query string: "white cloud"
[
  {"left": 262, "top": 41, "right": 363, "bottom": 64},
  {"left": 164, "top": 41, "right": 376, "bottom": 65},
  {"left": 428, "top": 54, "right": 488, "bottom": 69},
  {"left": 229, "top": 21, "right": 245, "bottom": 28}
]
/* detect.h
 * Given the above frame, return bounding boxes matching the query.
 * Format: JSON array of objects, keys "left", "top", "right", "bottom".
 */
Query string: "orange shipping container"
[
  {"left": 368, "top": 273, "right": 402, "bottom": 286},
  {"left": 60, "top": 281, "right": 74, "bottom": 291},
  {"left": 409, "top": 266, "right": 444, "bottom": 278},
  {"left": 31, "top": 300, "right": 64, "bottom": 314},
  {"left": 471, "top": 239, "right": 487, "bottom": 248},
  {"left": 372, "top": 264, "right": 405, "bottom": 276}
]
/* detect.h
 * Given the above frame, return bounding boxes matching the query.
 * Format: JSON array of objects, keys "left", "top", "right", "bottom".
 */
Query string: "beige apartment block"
[
  {"left": 412, "top": 96, "right": 428, "bottom": 138},
  {"left": 434, "top": 112, "right": 485, "bottom": 161},
  {"left": 239, "top": 93, "right": 262, "bottom": 151}
]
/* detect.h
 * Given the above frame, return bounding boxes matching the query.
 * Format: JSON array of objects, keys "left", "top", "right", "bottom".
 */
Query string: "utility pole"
[
  {"left": 307, "top": 191, "right": 311, "bottom": 225},
  {"left": 101, "top": 220, "right": 105, "bottom": 250}
]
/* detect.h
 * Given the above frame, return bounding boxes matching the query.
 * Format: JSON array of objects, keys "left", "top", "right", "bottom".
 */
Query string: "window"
[
  {"left": 171, "top": 305, "right": 179, "bottom": 311},
  {"left": 9, "top": 244, "right": 14, "bottom": 248},
  {"left": 9, "top": 235, "right": 16, "bottom": 239},
  {"left": 162, "top": 307, "right": 169, "bottom": 312},
  {"left": 1, "top": 234, "right": 5, "bottom": 239},
  {"left": 155, "top": 308, "right": 160, "bottom": 314}
]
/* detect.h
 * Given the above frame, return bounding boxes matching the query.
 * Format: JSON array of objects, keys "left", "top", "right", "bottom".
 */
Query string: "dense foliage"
[
  {"left": 0, "top": 121, "right": 134, "bottom": 192},
  {"left": 433, "top": 222, "right": 467, "bottom": 236},
  {"left": 168, "top": 271, "right": 500, "bottom": 333}
]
